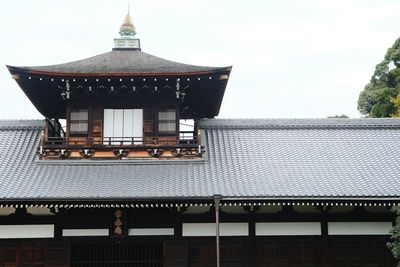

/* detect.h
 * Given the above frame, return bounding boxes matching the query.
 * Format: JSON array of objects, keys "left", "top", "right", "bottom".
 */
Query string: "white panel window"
[
  {"left": 62, "top": 229, "right": 109, "bottom": 237},
  {"left": 256, "top": 222, "right": 321, "bottom": 236},
  {"left": 182, "top": 223, "right": 248, "bottom": 237},
  {"left": 0, "top": 225, "right": 54, "bottom": 239},
  {"left": 328, "top": 222, "right": 392, "bottom": 235},
  {"left": 128, "top": 228, "right": 174, "bottom": 236},
  {"left": 103, "top": 109, "right": 143, "bottom": 145}
]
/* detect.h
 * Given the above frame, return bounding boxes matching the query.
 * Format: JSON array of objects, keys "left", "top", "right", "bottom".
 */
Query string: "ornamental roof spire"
[
  {"left": 119, "top": 5, "right": 136, "bottom": 37},
  {"left": 114, "top": 6, "right": 140, "bottom": 50}
]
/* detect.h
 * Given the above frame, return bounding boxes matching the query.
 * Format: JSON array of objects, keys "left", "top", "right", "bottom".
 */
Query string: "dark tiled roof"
[
  {"left": 1, "top": 118, "right": 400, "bottom": 202},
  {"left": 8, "top": 50, "right": 231, "bottom": 76},
  {"left": 199, "top": 118, "right": 400, "bottom": 128}
]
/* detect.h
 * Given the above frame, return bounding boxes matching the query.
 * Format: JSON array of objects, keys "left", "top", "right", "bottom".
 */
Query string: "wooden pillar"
[
  {"left": 319, "top": 206, "right": 329, "bottom": 267},
  {"left": 248, "top": 206, "right": 257, "bottom": 267},
  {"left": 174, "top": 207, "right": 183, "bottom": 238},
  {"left": 53, "top": 213, "right": 63, "bottom": 241}
]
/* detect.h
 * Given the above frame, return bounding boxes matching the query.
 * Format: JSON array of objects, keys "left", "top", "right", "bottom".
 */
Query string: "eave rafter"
[
  {"left": 1, "top": 198, "right": 399, "bottom": 209},
  {"left": 7, "top": 65, "right": 231, "bottom": 119}
]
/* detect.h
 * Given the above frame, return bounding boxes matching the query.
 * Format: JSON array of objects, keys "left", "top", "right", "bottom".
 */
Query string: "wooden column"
[
  {"left": 319, "top": 206, "right": 329, "bottom": 267},
  {"left": 247, "top": 206, "right": 257, "bottom": 267},
  {"left": 53, "top": 212, "right": 63, "bottom": 241},
  {"left": 174, "top": 207, "right": 183, "bottom": 238}
]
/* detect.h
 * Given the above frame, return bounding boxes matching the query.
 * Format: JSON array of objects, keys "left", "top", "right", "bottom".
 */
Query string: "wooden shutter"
[
  {"left": 0, "top": 242, "right": 70, "bottom": 267},
  {"left": 91, "top": 106, "right": 103, "bottom": 144},
  {"left": 164, "top": 240, "right": 188, "bottom": 267}
]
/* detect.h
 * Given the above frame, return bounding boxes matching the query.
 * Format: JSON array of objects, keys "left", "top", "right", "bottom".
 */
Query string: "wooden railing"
[{"left": 45, "top": 131, "right": 197, "bottom": 147}]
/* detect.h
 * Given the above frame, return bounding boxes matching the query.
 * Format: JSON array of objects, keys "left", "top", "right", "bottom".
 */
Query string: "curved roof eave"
[
  {"left": 16, "top": 68, "right": 232, "bottom": 77},
  {"left": 6, "top": 50, "right": 232, "bottom": 77}
]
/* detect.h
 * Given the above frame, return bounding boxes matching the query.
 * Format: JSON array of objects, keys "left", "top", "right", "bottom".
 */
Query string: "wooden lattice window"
[
  {"left": 69, "top": 109, "right": 88, "bottom": 134},
  {"left": 158, "top": 109, "right": 176, "bottom": 133}
]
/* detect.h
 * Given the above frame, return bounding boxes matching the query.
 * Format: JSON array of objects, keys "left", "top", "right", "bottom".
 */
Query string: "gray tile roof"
[
  {"left": 7, "top": 50, "right": 231, "bottom": 75},
  {"left": 1, "top": 118, "right": 400, "bottom": 203}
]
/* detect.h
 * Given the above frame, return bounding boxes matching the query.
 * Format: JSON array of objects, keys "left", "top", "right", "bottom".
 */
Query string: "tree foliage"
[
  {"left": 388, "top": 206, "right": 400, "bottom": 265},
  {"left": 358, "top": 37, "right": 400, "bottom": 117},
  {"left": 328, "top": 114, "right": 349, "bottom": 118},
  {"left": 361, "top": 38, "right": 400, "bottom": 265}
]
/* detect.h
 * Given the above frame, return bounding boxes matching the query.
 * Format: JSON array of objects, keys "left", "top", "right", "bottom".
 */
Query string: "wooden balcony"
[{"left": 38, "top": 131, "right": 204, "bottom": 160}]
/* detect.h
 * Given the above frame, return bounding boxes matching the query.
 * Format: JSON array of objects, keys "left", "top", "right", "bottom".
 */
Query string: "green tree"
[
  {"left": 358, "top": 37, "right": 400, "bottom": 117},
  {"left": 359, "top": 38, "right": 400, "bottom": 265},
  {"left": 388, "top": 206, "right": 400, "bottom": 265},
  {"left": 328, "top": 114, "right": 349, "bottom": 118}
]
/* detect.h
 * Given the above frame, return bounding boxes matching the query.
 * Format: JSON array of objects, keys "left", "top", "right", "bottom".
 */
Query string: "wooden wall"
[{"left": 0, "top": 206, "right": 396, "bottom": 267}]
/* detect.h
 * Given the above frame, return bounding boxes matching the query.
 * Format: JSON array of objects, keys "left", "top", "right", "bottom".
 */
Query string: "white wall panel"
[
  {"left": 133, "top": 109, "right": 143, "bottom": 144},
  {"left": 0, "top": 225, "right": 54, "bottom": 239},
  {"left": 103, "top": 109, "right": 114, "bottom": 141},
  {"left": 123, "top": 109, "right": 134, "bottom": 140},
  {"left": 182, "top": 223, "right": 248, "bottom": 236},
  {"left": 256, "top": 222, "right": 321, "bottom": 236},
  {"left": 103, "top": 109, "right": 143, "bottom": 145},
  {"left": 128, "top": 228, "right": 174, "bottom": 236},
  {"left": 62, "top": 229, "right": 109, "bottom": 237},
  {"left": 0, "top": 207, "right": 15, "bottom": 216},
  {"left": 113, "top": 109, "right": 124, "bottom": 139},
  {"left": 328, "top": 222, "right": 392, "bottom": 235}
]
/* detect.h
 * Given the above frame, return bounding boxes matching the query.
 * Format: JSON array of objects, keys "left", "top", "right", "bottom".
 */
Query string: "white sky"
[{"left": 0, "top": 0, "right": 399, "bottom": 119}]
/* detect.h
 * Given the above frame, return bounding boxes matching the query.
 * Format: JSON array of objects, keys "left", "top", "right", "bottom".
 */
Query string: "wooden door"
[
  {"left": 329, "top": 236, "right": 395, "bottom": 267},
  {"left": 188, "top": 240, "right": 215, "bottom": 267},
  {"left": 70, "top": 240, "right": 163, "bottom": 267},
  {"left": 0, "top": 242, "right": 70, "bottom": 267},
  {"left": 255, "top": 237, "right": 319, "bottom": 267},
  {"left": 164, "top": 238, "right": 245, "bottom": 267},
  {"left": 164, "top": 240, "right": 189, "bottom": 267}
]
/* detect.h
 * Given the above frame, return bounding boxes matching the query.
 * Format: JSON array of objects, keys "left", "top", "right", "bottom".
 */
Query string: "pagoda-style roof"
[
  {"left": 8, "top": 50, "right": 231, "bottom": 76},
  {"left": 7, "top": 50, "right": 231, "bottom": 119}
]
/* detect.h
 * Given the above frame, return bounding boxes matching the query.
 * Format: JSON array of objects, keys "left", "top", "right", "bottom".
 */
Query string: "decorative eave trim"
[
  {"left": 223, "top": 196, "right": 400, "bottom": 201},
  {"left": 1, "top": 197, "right": 399, "bottom": 209},
  {"left": 7, "top": 65, "right": 232, "bottom": 78}
]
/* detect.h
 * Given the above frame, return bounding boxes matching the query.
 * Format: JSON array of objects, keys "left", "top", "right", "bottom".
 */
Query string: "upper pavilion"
[{"left": 6, "top": 11, "right": 232, "bottom": 160}]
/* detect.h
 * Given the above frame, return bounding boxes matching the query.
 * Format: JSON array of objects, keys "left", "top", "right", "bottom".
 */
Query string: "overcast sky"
[{"left": 0, "top": 0, "right": 399, "bottom": 119}]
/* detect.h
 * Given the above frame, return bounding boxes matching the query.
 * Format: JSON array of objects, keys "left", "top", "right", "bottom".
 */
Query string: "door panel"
[
  {"left": 256, "top": 237, "right": 319, "bottom": 267},
  {"left": 0, "top": 243, "right": 69, "bottom": 267},
  {"left": 113, "top": 109, "right": 123, "bottom": 141},
  {"left": 103, "top": 109, "right": 114, "bottom": 144},
  {"left": 123, "top": 109, "right": 133, "bottom": 142},
  {"left": 133, "top": 109, "right": 143, "bottom": 144},
  {"left": 164, "top": 240, "right": 188, "bottom": 267},
  {"left": 103, "top": 109, "right": 143, "bottom": 145},
  {"left": 329, "top": 236, "right": 395, "bottom": 267}
]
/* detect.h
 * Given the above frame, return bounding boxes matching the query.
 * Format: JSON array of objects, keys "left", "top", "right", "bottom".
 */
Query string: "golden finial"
[{"left": 119, "top": 5, "right": 136, "bottom": 37}]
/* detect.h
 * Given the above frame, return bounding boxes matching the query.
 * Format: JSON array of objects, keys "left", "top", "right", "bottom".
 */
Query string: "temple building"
[{"left": 0, "top": 11, "right": 399, "bottom": 267}]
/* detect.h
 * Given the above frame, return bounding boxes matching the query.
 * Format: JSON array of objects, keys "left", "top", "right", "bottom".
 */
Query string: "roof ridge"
[
  {"left": 199, "top": 118, "right": 400, "bottom": 129},
  {"left": 0, "top": 119, "right": 45, "bottom": 129}
]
